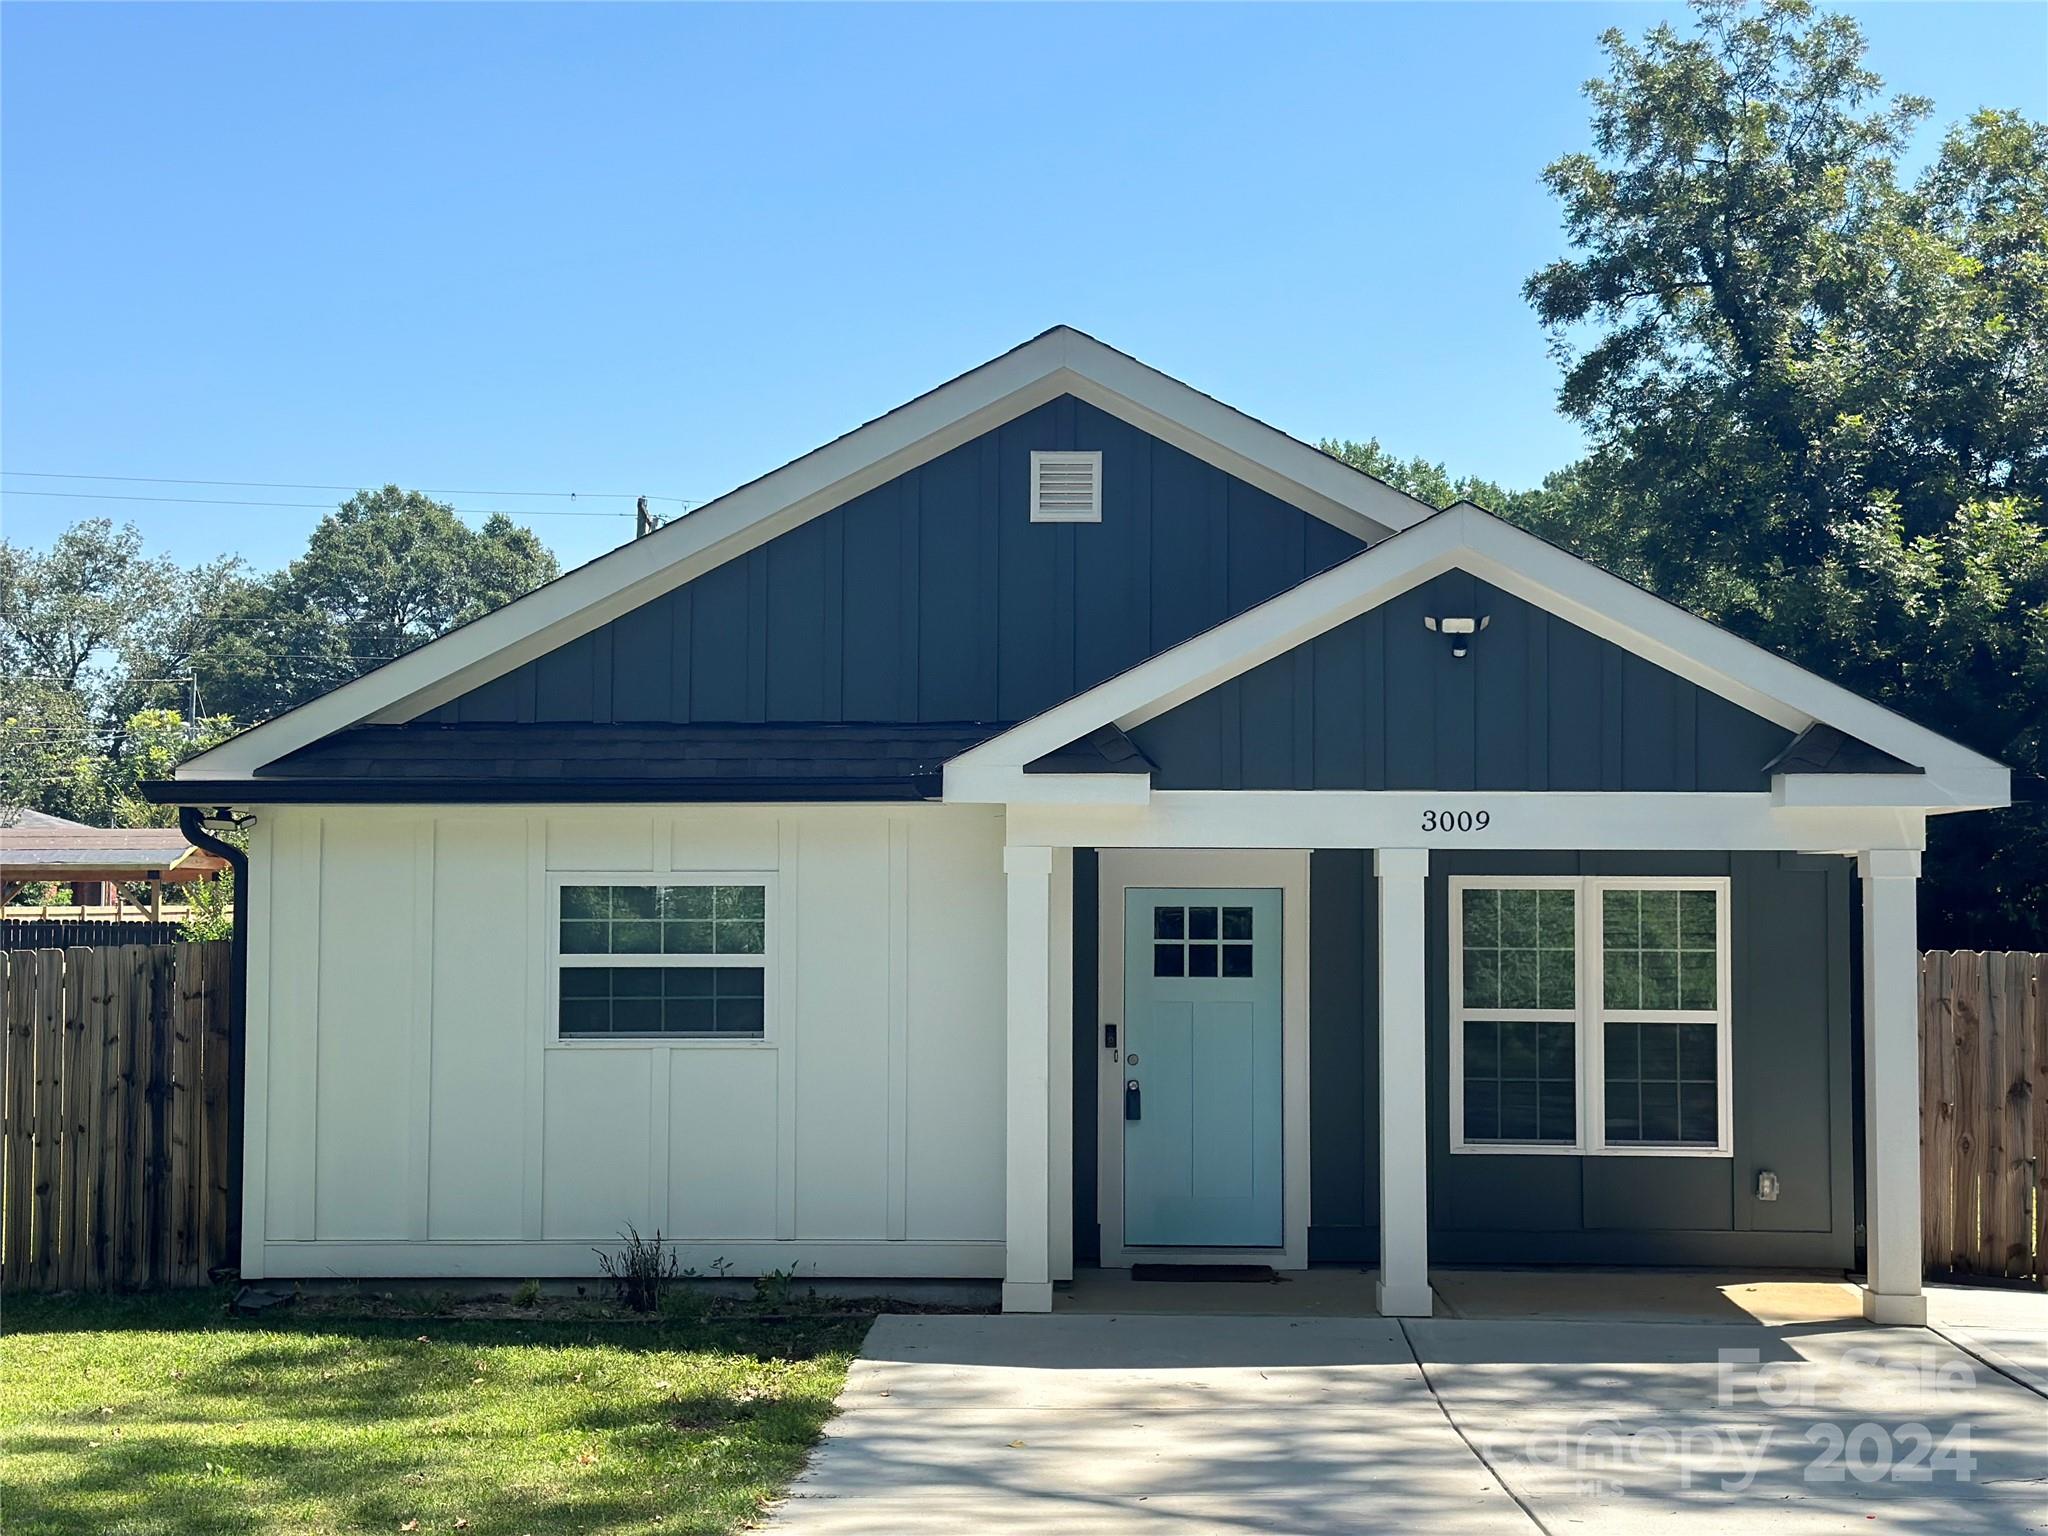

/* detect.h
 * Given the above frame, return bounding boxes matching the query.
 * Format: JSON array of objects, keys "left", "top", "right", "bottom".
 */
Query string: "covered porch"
[
  {"left": 951, "top": 504, "right": 2004, "bottom": 1327},
  {"left": 994, "top": 810, "right": 1929, "bottom": 1327}
]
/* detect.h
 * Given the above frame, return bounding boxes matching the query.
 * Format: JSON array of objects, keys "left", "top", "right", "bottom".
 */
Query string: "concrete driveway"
[{"left": 768, "top": 1293, "right": 2048, "bottom": 1534}]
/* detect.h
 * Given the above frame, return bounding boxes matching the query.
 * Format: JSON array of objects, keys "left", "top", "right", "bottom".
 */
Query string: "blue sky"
[{"left": 4, "top": 2, "right": 2043, "bottom": 575}]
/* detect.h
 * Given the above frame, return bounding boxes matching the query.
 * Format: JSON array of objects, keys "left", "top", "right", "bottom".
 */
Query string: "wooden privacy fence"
[
  {"left": 1921, "top": 950, "right": 2048, "bottom": 1284},
  {"left": 1, "top": 944, "right": 232, "bottom": 1291}
]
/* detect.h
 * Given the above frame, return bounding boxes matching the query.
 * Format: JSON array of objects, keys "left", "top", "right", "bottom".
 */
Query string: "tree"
[
  {"left": 0, "top": 677, "right": 97, "bottom": 826},
  {"left": 3, "top": 493, "right": 562, "bottom": 833},
  {"left": 282, "top": 488, "right": 558, "bottom": 668},
  {"left": 187, "top": 488, "right": 561, "bottom": 722},
  {"left": 1, "top": 520, "right": 191, "bottom": 696},
  {"left": 1521, "top": 0, "right": 2048, "bottom": 945},
  {"left": 1318, "top": 438, "right": 1609, "bottom": 557}
]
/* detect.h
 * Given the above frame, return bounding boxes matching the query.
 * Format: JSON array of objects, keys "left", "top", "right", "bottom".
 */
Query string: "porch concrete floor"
[
  {"left": 1055, "top": 1265, "right": 1875, "bottom": 1325},
  {"left": 768, "top": 1284, "right": 2048, "bottom": 1534}
]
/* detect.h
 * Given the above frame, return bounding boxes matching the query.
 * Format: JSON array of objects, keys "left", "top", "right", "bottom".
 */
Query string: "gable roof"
[
  {"left": 170, "top": 327, "right": 1436, "bottom": 786},
  {"left": 945, "top": 502, "right": 2010, "bottom": 813}
]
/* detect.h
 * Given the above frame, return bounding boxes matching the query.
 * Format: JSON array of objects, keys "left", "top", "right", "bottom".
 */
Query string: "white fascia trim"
[
  {"left": 1772, "top": 770, "right": 2006, "bottom": 812},
  {"left": 949, "top": 768, "right": 1152, "bottom": 806},
  {"left": 946, "top": 504, "right": 2009, "bottom": 810},
  {"left": 1004, "top": 792, "right": 1929, "bottom": 855},
  {"left": 178, "top": 327, "right": 1430, "bottom": 781},
  {"left": 1049, "top": 338, "right": 1431, "bottom": 537}
]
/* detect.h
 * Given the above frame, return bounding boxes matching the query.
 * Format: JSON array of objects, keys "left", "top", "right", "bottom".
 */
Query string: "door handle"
[{"left": 1124, "top": 1079, "right": 1142, "bottom": 1121}]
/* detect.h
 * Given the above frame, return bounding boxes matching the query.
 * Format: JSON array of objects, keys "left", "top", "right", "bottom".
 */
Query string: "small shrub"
[
  {"left": 595, "top": 1226, "right": 679, "bottom": 1313},
  {"left": 402, "top": 1288, "right": 455, "bottom": 1317},
  {"left": 511, "top": 1278, "right": 542, "bottom": 1309},
  {"left": 752, "top": 1266, "right": 806, "bottom": 1311}
]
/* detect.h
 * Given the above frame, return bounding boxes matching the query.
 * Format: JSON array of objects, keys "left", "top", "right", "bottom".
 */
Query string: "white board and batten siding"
[{"left": 243, "top": 804, "right": 1008, "bottom": 1279}]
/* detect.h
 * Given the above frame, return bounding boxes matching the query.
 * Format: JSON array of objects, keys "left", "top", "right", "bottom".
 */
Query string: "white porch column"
[
  {"left": 1375, "top": 847, "right": 1433, "bottom": 1318},
  {"left": 1859, "top": 849, "right": 1926, "bottom": 1326},
  {"left": 1003, "top": 845, "right": 1055, "bottom": 1313}
]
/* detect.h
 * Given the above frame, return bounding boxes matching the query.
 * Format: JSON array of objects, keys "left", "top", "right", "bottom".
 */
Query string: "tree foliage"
[
  {"left": 1517, "top": 0, "right": 2048, "bottom": 945},
  {"left": 189, "top": 487, "right": 560, "bottom": 724},
  {"left": 1, "top": 494, "right": 560, "bottom": 835},
  {"left": 1331, "top": 2, "right": 2045, "bottom": 944}
]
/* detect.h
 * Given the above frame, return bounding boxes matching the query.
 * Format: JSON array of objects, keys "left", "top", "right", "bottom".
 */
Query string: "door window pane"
[{"left": 1151, "top": 903, "right": 1253, "bottom": 981}]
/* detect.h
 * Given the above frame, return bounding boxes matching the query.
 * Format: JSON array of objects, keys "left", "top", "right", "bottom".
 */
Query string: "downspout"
[{"left": 179, "top": 805, "right": 250, "bottom": 1274}]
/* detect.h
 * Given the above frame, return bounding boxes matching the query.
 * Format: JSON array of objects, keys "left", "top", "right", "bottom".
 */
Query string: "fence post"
[
  {"left": 32, "top": 950, "right": 65, "bottom": 1289},
  {"left": 71, "top": 948, "right": 108, "bottom": 1290},
  {"left": 2, "top": 954, "right": 26, "bottom": 1288},
  {"left": 2030, "top": 954, "right": 2047, "bottom": 1284},
  {"left": 1920, "top": 953, "right": 1951, "bottom": 1270},
  {"left": 60, "top": 948, "right": 88, "bottom": 1290},
  {"left": 201, "top": 941, "right": 231, "bottom": 1277},
  {"left": 144, "top": 946, "right": 175, "bottom": 1287},
  {"left": 172, "top": 944, "right": 202, "bottom": 1285}
]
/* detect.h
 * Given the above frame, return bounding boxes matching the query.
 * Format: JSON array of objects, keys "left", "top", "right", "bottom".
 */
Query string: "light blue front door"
[{"left": 1122, "top": 886, "right": 1284, "bottom": 1249}]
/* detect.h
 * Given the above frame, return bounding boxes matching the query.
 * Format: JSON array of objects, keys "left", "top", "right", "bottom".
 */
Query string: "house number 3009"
[{"left": 1421, "top": 809, "right": 1490, "bottom": 833}]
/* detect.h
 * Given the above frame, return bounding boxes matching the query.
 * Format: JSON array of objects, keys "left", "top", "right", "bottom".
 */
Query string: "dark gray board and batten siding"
[
  {"left": 1129, "top": 570, "right": 1796, "bottom": 792},
  {"left": 424, "top": 395, "right": 1364, "bottom": 731},
  {"left": 1073, "top": 849, "right": 1856, "bottom": 1268}
]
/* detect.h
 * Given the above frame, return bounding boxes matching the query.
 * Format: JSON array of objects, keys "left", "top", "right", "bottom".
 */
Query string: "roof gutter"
[{"left": 177, "top": 806, "right": 249, "bottom": 1275}]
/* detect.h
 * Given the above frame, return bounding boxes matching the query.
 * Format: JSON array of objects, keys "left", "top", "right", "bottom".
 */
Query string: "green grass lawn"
[{"left": 0, "top": 1289, "right": 868, "bottom": 1535}]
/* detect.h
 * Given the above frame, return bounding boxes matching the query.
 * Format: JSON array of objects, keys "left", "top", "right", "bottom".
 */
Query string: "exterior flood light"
[{"left": 1424, "top": 614, "right": 1491, "bottom": 657}]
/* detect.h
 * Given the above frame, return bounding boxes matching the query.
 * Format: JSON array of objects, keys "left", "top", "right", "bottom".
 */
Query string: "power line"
[
  {"left": 1, "top": 488, "right": 640, "bottom": 518},
  {"left": 2, "top": 469, "right": 696, "bottom": 504}
]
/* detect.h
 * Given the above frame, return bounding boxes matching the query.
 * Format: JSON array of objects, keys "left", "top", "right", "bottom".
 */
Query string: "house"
[{"left": 153, "top": 328, "right": 2009, "bottom": 1323}]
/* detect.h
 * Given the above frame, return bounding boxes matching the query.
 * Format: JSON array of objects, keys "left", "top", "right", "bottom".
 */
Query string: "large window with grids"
[
  {"left": 553, "top": 877, "right": 772, "bottom": 1041},
  {"left": 1449, "top": 875, "right": 1731, "bottom": 1156}
]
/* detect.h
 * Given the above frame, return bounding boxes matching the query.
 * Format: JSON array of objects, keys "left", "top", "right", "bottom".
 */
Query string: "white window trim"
[
  {"left": 1029, "top": 449, "right": 1103, "bottom": 523},
  {"left": 1447, "top": 874, "right": 1733, "bottom": 1158},
  {"left": 547, "top": 871, "right": 779, "bottom": 1049}
]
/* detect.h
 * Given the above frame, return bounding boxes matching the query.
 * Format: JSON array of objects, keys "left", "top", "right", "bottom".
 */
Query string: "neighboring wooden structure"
[
  {"left": 0, "top": 944, "right": 232, "bottom": 1290},
  {"left": 1921, "top": 950, "right": 2047, "bottom": 1285},
  {"left": 2, "top": 810, "right": 229, "bottom": 921}
]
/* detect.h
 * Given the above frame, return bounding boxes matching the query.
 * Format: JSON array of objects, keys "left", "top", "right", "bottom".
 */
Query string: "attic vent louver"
[{"left": 1029, "top": 450, "right": 1103, "bottom": 523}]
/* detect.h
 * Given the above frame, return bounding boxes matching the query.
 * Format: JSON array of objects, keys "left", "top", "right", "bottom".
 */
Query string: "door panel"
[{"left": 1123, "top": 887, "right": 1284, "bottom": 1248}]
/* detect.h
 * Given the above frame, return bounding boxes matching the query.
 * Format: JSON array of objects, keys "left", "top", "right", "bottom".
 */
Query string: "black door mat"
[{"left": 1130, "top": 1264, "right": 1280, "bottom": 1283}]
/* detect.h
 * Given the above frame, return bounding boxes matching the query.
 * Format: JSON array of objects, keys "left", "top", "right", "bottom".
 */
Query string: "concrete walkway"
[{"left": 769, "top": 1302, "right": 2048, "bottom": 1534}]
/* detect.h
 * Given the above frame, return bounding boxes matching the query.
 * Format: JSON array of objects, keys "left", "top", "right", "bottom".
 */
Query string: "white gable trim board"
[
  {"left": 944, "top": 503, "right": 2009, "bottom": 818},
  {"left": 176, "top": 327, "right": 1432, "bottom": 783}
]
